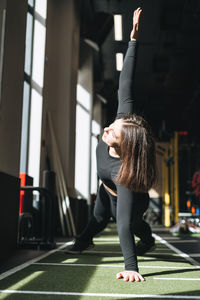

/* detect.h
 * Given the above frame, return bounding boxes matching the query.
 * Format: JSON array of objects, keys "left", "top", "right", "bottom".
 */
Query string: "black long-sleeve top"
[{"left": 96, "top": 40, "right": 148, "bottom": 272}]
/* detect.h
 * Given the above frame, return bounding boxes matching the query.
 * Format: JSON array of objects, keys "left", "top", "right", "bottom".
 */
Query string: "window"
[
  {"left": 75, "top": 84, "right": 91, "bottom": 199},
  {"left": 91, "top": 120, "right": 100, "bottom": 194},
  {"left": 0, "top": 7, "right": 6, "bottom": 106},
  {"left": 20, "top": 1, "right": 47, "bottom": 187}
]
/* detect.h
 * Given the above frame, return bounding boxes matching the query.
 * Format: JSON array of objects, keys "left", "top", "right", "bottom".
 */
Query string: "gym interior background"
[{"left": 0, "top": 0, "right": 200, "bottom": 262}]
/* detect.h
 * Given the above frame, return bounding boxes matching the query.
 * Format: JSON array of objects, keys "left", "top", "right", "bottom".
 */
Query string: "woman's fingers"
[
  {"left": 129, "top": 274, "right": 135, "bottom": 282},
  {"left": 123, "top": 276, "right": 129, "bottom": 281},
  {"left": 138, "top": 274, "right": 145, "bottom": 282},
  {"left": 134, "top": 274, "right": 140, "bottom": 282},
  {"left": 131, "top": 7, "right": 142, "bottom": 33},
  {"left": 134, "top": 8, "right": 142, "bottom": 20},
  {"left": 116, "top": 272, "right": 123, "bottom": 279},
  {"left": 130, "top": 7, "right": 142, "bottom": 40},
  {"left": 133, "top": 7, "right": 142, "bottom": 26},
  {"left": 116, "top": 271, "right": 145, "bottom": 282}
]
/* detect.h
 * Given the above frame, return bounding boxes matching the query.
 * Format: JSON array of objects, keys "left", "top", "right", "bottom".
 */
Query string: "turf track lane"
[
  {"left": 0, "top": 223, "right": 200, "bottom": 299},
  {"left": 1, "top": 290, "right": 200, "bottom": 299}
]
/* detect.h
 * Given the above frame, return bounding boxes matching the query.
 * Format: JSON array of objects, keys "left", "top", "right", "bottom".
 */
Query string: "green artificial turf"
[
  {"left": 1, "top": 263, "right": 200, "bottom": 294},
  {"left": 0, "top": 223, "right": 200, "bottom": 300}
]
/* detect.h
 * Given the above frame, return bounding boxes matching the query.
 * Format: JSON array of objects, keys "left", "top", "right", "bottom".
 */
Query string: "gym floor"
[{"left": 0, "top": 224, "right": 200, "bottom": 300}]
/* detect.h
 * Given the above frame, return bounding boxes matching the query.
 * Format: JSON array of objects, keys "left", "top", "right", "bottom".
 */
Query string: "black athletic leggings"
[{"left": 79, "top": 184, "right": 152, "bottom": 243}]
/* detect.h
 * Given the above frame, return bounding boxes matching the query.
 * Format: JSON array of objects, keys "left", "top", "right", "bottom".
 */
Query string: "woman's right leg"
[{"left": 77, "top": 183, "right": 111, "bottom": 242}]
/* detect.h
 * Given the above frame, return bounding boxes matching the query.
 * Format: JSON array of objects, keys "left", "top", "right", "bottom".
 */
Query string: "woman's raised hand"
[
  {"left": 116, "top": 270, "right": 145, "bottom": 282},
  {"left": 130, "top": 7, "right": 142, "bottom": 41}
]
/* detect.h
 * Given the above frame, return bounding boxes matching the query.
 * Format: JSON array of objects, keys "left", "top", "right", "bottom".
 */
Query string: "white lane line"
[
  {"left": 61, "top": 249, "right": 159, "bottom": 260},
  {"left": 143, "top": 252, "right": 177, "bottom": 256},
  {"left": 0, "top": 241, "right": 73, "bottom": 281},
  {"left": 158, "top": 237, "right": 180, "bottom": 240},
  {"left": 84, "top": 250, "right": 122, "bottom": 254},
  {"left": 158, "top": 238, "right": 199, "bottom": 242},
  {"left": 56, "top": 242, "right": 72, "bottom": 245},
  {"left": 60, "top": 249, "right": 122, "bottom": 254},
  {"left": 167, "top": 240, "right": 198, "bottom": 243},
  {"left": 140, "top": 266, "right": 200, "bottom": 269},
  {"left": 141, "top": 265, "right": 199, "bottom": 269},
  {"left": 34, "top": 262, "right": 200, "bottom": 270},
  {"left": 154, "top": 277, "right": 200, "bottom": 281},
  {"left": 150, "top": 249, "right": 174, "bottom": 251},
  {"left": 1, "top": 290, "right": 200, "bottom": 299},
  {"left": 60, "top": 249, "right": 153, "bottom": 260},
  {"left": 188, "top": 254, "right": 200, "bottom": 258},
  {"left": 93, "top": 238, "right": 119, "bottom": 241},
  {"left": 34, "top": 262, "right": 123, "bottom": 268},
  {"left": 152, "top": 233, "right": 200, "bottom": 266}
]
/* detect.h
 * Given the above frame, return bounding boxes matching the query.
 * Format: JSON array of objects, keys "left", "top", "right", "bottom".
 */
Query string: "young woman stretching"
[{"left": 67, "top": 8, "right": 157, "bottom": 282}]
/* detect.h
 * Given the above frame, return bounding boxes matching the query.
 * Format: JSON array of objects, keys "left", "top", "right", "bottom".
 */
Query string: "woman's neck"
[{"left": 109, "top": 146, "right": 121, "bottom": 158}]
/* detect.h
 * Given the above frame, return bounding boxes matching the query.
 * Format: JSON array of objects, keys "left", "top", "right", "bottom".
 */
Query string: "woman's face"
[{"left": 102, "top": 119, "right": 123, "bottom": 147}]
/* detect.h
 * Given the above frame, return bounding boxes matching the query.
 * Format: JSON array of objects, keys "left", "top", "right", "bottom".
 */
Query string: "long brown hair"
[{"left": 115, "top": 113, "right": 157, "bottom": 192}]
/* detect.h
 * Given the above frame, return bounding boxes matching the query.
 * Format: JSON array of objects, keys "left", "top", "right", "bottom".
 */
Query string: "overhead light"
[
  {"left": 114, "top": 14, "right": 122, "bottom": 41},
  {"left": 116, "top": 53, "right": 123, "bottom": 71}
]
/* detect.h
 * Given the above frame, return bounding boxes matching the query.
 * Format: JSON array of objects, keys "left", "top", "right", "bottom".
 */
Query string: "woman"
[{"left": 67, "top": 8, "right": 157, "bottom": 282}]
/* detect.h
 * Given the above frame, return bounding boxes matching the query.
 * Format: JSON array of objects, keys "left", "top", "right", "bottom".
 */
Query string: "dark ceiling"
[{"left": 80, "top": 0, "right": 200, "bottom": 142}]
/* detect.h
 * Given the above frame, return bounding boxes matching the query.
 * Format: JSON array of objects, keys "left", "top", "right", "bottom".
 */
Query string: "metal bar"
[
  {"left": 48, "top": 112, "right": 72, "bottom": 236},
  {"left": 174, "top": 131, "right": 179, "bottom": 223},
  {"left": 48, "top": 112, "right": 76, "bottom": 236},
  {"left": 163, "top": 148, "right": 170, "bottom": 227}
]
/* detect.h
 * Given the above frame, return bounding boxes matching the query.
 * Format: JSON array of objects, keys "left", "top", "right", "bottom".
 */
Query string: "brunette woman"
[{"left": 67, "top": 7, "right": 157, "bottom": 282}]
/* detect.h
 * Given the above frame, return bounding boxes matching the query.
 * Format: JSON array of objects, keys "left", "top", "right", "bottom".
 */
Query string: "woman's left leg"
[
  {"left": 76, "top": 184, "right": 111, "bottom": 241},
  {"left": 65, "top": 184, "right": 111, "bottom": 253}
]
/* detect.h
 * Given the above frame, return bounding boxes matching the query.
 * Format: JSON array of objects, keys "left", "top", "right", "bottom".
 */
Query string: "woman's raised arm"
[
  {"left": 130, "top": 7, "right": 142, "bottom": 41},
  {"left": 116, "top": 8, "right": 142, "bottom": 118}
]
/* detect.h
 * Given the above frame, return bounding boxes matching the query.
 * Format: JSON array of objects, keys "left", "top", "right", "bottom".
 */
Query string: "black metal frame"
[{"left": 19, "top": 186, "right": 56, "bottom": 249}]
